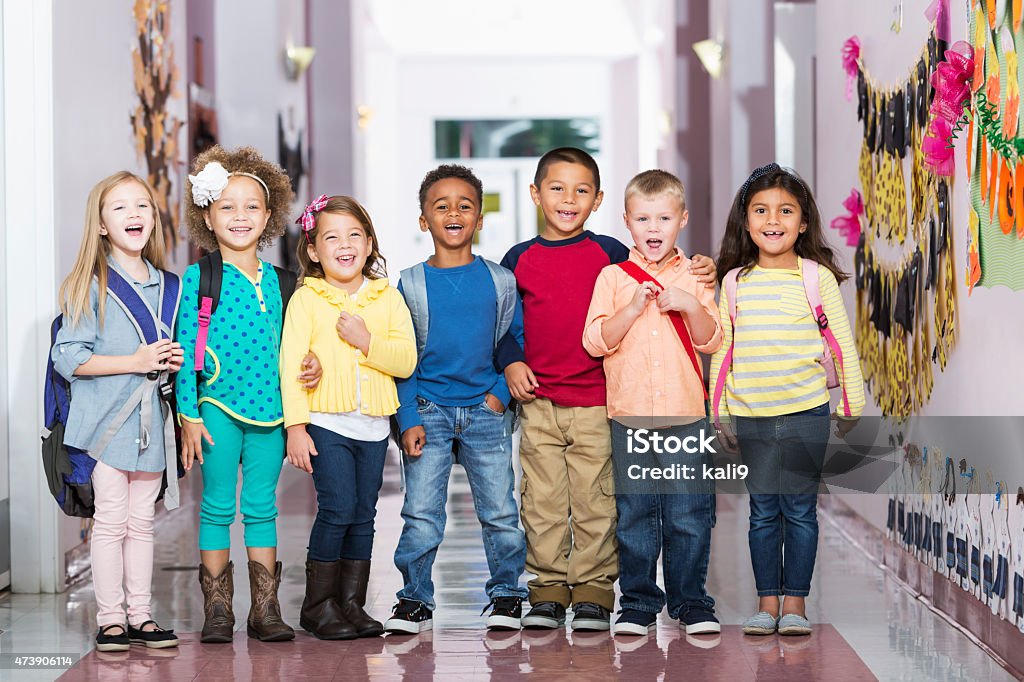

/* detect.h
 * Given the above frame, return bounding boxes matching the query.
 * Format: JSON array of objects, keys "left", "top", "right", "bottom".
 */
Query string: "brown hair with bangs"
[{"left": 296, "top": 196, "right": 387, "bottom": 281}]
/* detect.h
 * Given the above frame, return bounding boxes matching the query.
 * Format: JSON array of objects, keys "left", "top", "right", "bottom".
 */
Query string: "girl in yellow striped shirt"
[
  {"left": 709, "top": 164, "right": 864, "bottom": 637},
  {"left": 280, "top": 195, "right": 416, "bottom": 640}
]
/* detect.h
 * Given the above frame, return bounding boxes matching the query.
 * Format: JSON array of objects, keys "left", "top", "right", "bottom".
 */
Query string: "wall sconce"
[
  {"left": 692, "top": 39, "right": 726, "bottom": 79},
  {"left": 284, "top": 44, "right": 316, "bottom": 80}
]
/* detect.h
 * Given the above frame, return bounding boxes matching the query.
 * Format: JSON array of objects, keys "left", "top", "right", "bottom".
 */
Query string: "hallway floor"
[{"left": 0, "top": 451, "right": 1015, "bottom": 681}]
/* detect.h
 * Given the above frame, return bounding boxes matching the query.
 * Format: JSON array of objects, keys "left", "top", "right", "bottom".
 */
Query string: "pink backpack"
[{"left": 712, "top": 259, "right": 851, "bottom": 428}]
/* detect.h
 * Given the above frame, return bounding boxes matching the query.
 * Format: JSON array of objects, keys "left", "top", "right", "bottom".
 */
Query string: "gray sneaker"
[
  {"left": 570, "top": 602, "right": 611, "bottom": 631},
  {"left": 521, "top": 601, "right": 566, "bottom": 629},
  {"left": 742, "top": 611, "right": 778, "bottom": 635}
]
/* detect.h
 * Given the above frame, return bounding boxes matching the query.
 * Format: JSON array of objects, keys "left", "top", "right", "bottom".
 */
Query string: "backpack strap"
[
  {"left": 158, "top": 271, "right": 181, "bottom": 340},
  {"left": 400, "top": 263, "right": 429, "bottom": 358},
  {"left": 274, "top": 265, "right": 297, "bottom": 311},
  {"left": 616, "top": 261, "right": 707, "bottom": 400},
  {"left": 800, "top": 259, "right": 851, "bottom": 417},
  {"left": 194, "top": 252, "right": 223, "bottom": 371},
  {"left": 711, "top": 268, "right": 741, "bottom": 427},
  {"left": 482, "top": 258, "right": 517, "bottom": 348}
]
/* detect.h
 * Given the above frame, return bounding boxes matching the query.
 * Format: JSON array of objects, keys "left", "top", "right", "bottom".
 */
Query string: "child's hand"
[
  {"left": 165, "top": 342, "right": 185, "bottom": 373},
  {"left": 505, "top": 362, "right": 538, "bottom": 403},
  {"left": 656, "top": 286, "right": 699, "bottom": 314},
  {"left": 716, "top": 422, "right": 740, "bottom": 454},
  {"left": 134, "top": 339, "right": 176, "bottom": 374},
  {"left": 181, "top": 419, "right": 214, "bottom": 471},
  {"left": 336, "top": 312, "right": 371, "bottom": 354},
  {"left": 286, "top": 425, "right": 317, "bottom": 473},
  {"left": 401, "top": 426, "right": 426, "bottom": 457},
  {"left": 484, "top": 393, "right": 506, "bottom": 414},
  {"left": 688, "top": 254, "right": 718, "bottom": 289},
  {"left": 629, "top": 281, "right": 658, "bottom": 315},
  {"left": 298, "top": 352, "right": 322, "bottom": 390},
  {"left": 834, "top": 416, "right": 859, "bottom": 439}
]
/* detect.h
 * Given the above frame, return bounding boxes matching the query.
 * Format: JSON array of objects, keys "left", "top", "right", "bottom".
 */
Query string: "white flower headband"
[{"left": 188, "top": 161, "right": 271, "bottom": 207}]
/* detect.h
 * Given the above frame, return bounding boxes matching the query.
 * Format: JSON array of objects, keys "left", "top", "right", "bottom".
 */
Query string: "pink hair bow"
[
  {"left": 296, "top": 194, "right": 329, "bottom": 239},
  {"left": 830, "top": 189, "right": 863, "bottom": 248},
  {"left": 842, "top": 36, "right": 861, "bottom": 102}
]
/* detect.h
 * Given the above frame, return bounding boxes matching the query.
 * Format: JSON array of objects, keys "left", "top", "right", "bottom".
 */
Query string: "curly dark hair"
[
  {"left": 418, "top": 164, "right": 483, "bottom": 211},
  {"left": 296, "top": 195, "right": 388, "bottom": 281},
  {"left": 716, "top": 165, "right": 848, "bottom": 284},
  {"left": 184, "top": 145, "right": 295, "bottom": 252}
]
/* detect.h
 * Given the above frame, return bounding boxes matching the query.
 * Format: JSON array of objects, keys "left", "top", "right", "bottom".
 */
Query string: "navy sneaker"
[
  {"left": 384, "top": 599, "right": 433, "bottom": 635},
  {"left": 482, "top": 596, "right": 523, "bottom": 630},
  {"left": 680, "top": 606, "right": 720, "bottom": 635},
  {"left": 521, "top": 601, "right": 566, "bottom": 629},
  {"left": 612, "top": 609, "right": 657, "bottom": 636},
  {"left": 570, "top": 602, "right": 611, "bottom": 631}
]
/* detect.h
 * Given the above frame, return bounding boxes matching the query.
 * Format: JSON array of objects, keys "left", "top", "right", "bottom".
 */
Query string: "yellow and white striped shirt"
[{"left": 709, "top": 259, "right": 865, "bottom": 419}]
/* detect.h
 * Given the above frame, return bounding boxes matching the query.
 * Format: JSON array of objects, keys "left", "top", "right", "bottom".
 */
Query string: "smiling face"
[
  {"left": 204, "top": 175, "right": 271, "bottom": 255},
  {"left": 746, "top": 187, "right": 806, "bottom": 268},
  {"left": 531, "top": 161, "right": 604, "bottom": 240},
  {"left": 308, "top": 212, "right": 371, "bottom": 292},
  {"left": 419, "top": 177, "right": 483, "bottom": 254},
  {"left": 624, "top": 192, "right": 688, "bottom": 266},
  {"left": 99, "top": 180, "right": 157, "bottom": 259}
]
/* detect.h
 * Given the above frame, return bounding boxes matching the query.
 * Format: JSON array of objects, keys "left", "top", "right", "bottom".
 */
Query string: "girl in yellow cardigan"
[{"left": 280, "top": 195, "right": 416, "bottom": 640}]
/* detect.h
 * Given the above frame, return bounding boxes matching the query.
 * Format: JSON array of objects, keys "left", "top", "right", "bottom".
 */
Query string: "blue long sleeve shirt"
[{"left": 394, "top": 257, "right": 524, "bottom": 433}]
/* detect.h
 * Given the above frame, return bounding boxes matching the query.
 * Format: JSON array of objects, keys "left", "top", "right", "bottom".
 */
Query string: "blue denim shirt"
[{"left": 52, "top": 258, "right": 167, "bottom": 472}]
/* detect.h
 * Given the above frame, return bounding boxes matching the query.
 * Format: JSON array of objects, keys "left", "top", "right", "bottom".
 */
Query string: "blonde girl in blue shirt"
[{"left": 54, "top": 171, "right": 183, "bottom": 652}]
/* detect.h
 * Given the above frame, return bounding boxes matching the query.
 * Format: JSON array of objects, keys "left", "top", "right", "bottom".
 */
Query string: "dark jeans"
[
  {"left": 734, "top": 402, "right": 829, "bottom": 597},
  {"left": 610, "top": 420, "right": 716, "bottom": 618},
  {"left": 306, "top": 425, "right": 388, "bottom": 562}
]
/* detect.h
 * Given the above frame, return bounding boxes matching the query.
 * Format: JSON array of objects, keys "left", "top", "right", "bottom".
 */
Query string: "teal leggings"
[{"left": 198, "top": 403, "right": 285, "bottom": 551}]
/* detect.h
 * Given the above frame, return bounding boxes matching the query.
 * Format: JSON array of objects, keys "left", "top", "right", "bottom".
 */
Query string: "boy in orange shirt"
[{"left": 583, "top": 170, "right": 723, "bottom": 636}]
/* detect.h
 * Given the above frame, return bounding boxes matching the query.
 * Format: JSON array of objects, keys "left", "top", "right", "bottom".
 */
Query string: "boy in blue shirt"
[{"left": 386, "top": 164, "right": 528, "bottom": 634}]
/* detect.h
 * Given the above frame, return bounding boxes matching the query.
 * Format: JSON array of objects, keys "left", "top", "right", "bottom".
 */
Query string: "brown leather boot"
[
  {"left": 198, "top": 562, "right": 235, "bottom": 643},
  {"left": 300, "top": 560, "right": 357, "bottom": 640},
  {"left": 338, "top": 559, "right": 384, "bottom": 637},
  {"left": 246, "top": 561, "right": 295, "bottom": 642}
]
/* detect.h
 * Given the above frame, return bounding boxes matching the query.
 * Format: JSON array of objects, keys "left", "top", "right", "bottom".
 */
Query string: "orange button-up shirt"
[{"left": 583, "top": 248, "right": 722, "bottom": 420}]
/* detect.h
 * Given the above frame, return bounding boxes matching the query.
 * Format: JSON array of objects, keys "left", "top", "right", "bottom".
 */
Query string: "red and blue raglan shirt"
[{"left": 497, "top": 231, "right": 629, "bottom": 407}]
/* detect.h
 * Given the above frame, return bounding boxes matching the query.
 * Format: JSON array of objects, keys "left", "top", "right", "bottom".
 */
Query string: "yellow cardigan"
[{"left": 280, "top": 277, "right": 416, "bottom": 428}]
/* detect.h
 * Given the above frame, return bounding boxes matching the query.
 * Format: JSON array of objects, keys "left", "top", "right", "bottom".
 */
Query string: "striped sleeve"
[
  {"left": 819, "top": 267, "right": 865, "bottom": 418},
  {"left": 708, "top": 286, "right": 734, "bottom": 422}
]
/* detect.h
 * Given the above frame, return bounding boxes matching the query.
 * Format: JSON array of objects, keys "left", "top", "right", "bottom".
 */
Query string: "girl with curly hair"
[{"left": 174, "top": 146, "right": 320, "bottom": 643}]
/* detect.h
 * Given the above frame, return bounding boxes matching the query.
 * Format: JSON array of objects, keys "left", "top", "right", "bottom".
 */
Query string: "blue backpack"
[{"left": 41, "top": 268, "right": 182, "bottom": 517}]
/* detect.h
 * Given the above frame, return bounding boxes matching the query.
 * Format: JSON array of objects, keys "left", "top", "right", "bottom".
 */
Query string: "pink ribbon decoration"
[
  {"left": 296, "top": 194, "right": 330, "bottom": 240},
  {"left": 830, "top": 189, "right": 864, "bottom": 247},
  {"left": 841, "top": 36, "right": 861, "bottom": 102},
  {"left": 924, "top": 0, "right": 951, "bottom": 44},
  {"left": 923, "top": 40, "right": 974, "bottom": 177}
]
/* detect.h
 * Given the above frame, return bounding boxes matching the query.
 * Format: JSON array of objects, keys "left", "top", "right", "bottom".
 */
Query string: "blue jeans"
[
  {"left": 394, "top": 398, "right": 527, "bottom": 609},
  {"left": 734, "top": 402, "right": 830, "bottom": 597},
  {"left": 306, "top": 425, "right": 388, "bottom": 562},
  {"left": 610, "top": 420, "right": 716, "bottom": 618}
]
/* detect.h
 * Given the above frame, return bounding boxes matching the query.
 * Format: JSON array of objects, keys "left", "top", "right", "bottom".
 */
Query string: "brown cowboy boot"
[
  {"left": 337, "top": 559, "right": 384, "bottom": 637},
  {"left": 198, "top": 562, "right": 235, "bottom": 643},
  {"left": 246, "top": 560, "right": 295, "bottom": 641},
  {"left": 300, "top": 559, "right": 357, "bottom": 640}
]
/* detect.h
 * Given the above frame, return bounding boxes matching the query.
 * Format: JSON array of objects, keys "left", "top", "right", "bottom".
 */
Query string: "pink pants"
[{"left": 90, "top": 460, "right": 163, "bottom": 627}]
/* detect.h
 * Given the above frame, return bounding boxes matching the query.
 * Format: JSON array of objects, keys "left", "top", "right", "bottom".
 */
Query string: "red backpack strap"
[
  {"left": 711, "top": 268, "right": 741, "bottom": 427},
  {"left": 616, "top": 261, "right": 707, "bottom": 400},
  {"left": 800, "top": 259, "right": 851, "bottom": 417}
]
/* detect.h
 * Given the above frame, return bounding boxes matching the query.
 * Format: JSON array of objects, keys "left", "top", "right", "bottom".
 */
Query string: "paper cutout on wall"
[
  {"left": 965, "top": 5, "right": 1024, "bottom": 291},
  {"left": 130, "top": 0, "right": 185, "bottom": 252}
]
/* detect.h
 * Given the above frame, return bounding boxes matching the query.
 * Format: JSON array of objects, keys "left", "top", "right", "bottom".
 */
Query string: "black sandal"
[
  {"left": 127, "top": 620, "right": 179, "bottom": 648},
  {"left": 96, "top": 624, "right": 130, "bottom": 652}
]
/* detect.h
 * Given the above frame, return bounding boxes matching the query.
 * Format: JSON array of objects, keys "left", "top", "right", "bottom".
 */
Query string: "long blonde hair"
[{"left": 59, "top": 172, "right": 166, "bottom": 325}]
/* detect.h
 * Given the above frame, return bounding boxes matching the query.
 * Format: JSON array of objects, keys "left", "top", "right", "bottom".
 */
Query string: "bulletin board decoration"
[
  {"left": 130, "top": 0, "right": 185, "bottom": 252},
  {"left": 842, "top": 19, "right": 959, "bottom": 417},
  {"left": 965, "top": 2, "right": 1024, "bottom": 291}
]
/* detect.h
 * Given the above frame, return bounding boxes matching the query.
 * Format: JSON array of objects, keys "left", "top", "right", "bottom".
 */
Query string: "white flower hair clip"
[{"left": 188, "top": 161, "right": 270, "bottom": 207}]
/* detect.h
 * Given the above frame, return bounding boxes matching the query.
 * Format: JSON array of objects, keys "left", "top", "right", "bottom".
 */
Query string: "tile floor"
[{"left": 0, "top": 449, "right": 1015, "bottom": 681}]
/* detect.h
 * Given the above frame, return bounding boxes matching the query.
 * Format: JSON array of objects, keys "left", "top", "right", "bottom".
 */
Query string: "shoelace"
[{"left": 480, "top": 597, "right": 520, "bottom": 616}]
